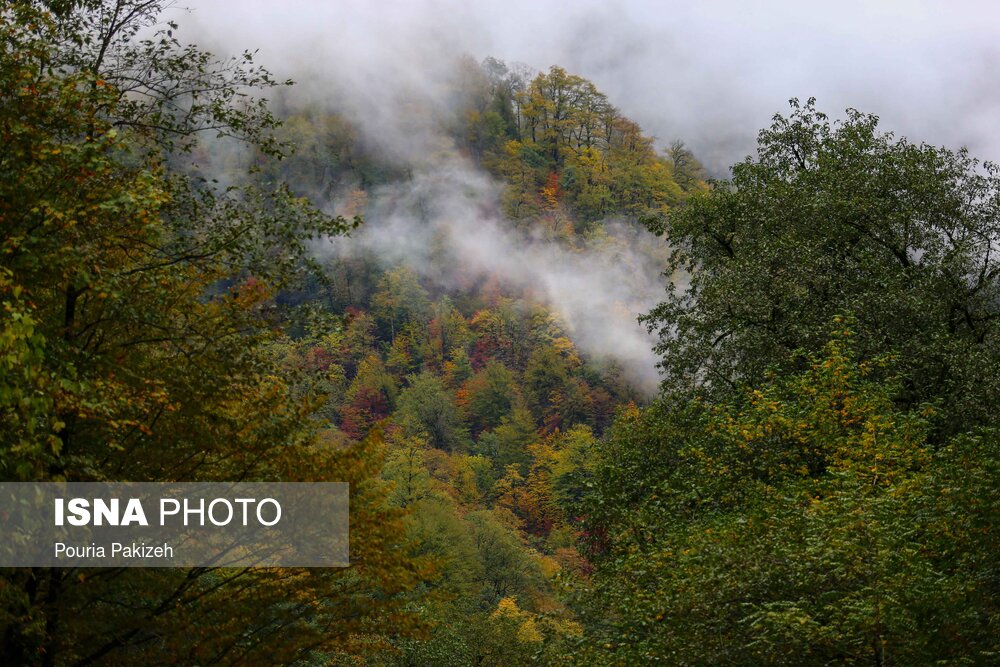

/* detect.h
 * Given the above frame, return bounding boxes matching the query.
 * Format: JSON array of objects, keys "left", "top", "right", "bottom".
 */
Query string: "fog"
[
  {"left": 169, "top": 1, "right": 999, "bottom": 390},
  {"left": 316, "top": 159, "right": 672, "bottom": 393},
  {"left": 183, "top": 0, "right": 1000, "bottom": 172}
]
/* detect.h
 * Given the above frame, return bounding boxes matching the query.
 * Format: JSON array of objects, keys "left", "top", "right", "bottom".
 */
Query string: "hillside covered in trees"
[{"left": 1, "top": 2, "right": 997, "bottom": 666}]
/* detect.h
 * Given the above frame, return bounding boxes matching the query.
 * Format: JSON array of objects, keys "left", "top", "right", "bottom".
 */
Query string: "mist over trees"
[
  {"left": 1, "top": 2, "right": 421, "bottom": 663},
  {"left": 578, "top": 100, "right": 1000, "bottom": 664},
  {"left": 2, "top": 2, "right": 997, "bottom": 666}
]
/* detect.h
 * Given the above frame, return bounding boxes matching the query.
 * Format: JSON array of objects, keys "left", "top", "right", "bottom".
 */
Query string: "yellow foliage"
[{"left": 491, "top": 597, "right": 544, "bottom": 643}]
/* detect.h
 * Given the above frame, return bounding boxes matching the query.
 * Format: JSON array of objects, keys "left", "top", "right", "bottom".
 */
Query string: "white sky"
[{"left": 178, "top": 0, "right": 1000, "bottom": 172}]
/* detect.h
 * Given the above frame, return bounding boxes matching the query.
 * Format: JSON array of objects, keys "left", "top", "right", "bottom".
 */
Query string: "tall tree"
[
  {"left": 645, "top": 98, "right": 1000, "bottom": 437},
  {"left": 578, "top": 331, "right": 999, "bottom": 665},
  {"left": 0, "top": 3, "right": 424, "bottom": 663},
  {"left": 577, "top": 100, "right": 1000, "bottom": 664},
  {"left": 395, "top": 372, "right": 470, "bottom": 452}
]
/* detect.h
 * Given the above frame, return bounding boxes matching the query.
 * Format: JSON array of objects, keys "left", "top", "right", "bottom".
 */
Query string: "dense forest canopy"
[{"left": 1, "top": 2, "right": 997, "bottom": 665}]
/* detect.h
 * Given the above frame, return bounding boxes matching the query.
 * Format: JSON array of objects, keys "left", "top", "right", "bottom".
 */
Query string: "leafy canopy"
[{"left": 645, "top": 98, "right": 1000, "bottom": 437}]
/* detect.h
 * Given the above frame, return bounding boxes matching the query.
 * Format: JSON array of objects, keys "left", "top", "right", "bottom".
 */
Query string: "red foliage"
[
  {"left": 339, "top": 385, "right": 390, "bottom": 440},
  {"left": 303, "top": 345, "right": 333, "bottom": 372}
]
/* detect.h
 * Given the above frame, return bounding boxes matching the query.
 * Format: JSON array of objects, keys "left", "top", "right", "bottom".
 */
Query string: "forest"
[{"left": 1, "top": 1, "right": 997, "bottom": 665}]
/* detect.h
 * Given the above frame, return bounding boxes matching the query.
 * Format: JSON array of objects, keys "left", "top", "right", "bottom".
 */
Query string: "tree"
[
  {"left": 577, "top": 329, "right": 999, "bottom": 664},
  {"left": 0, "top": 3, "right": 424, "bottom": 663},
  {"left": 645, "top": 99, "right": 1000, "bottom": 438},
  {"left": 576, "top": 101, "right": 1000, "bottom": 664},
  {"left": 473, "top": 59, "right": 687, "bottom": 224},
  {"left": 423, "top": 297, "right": 472, "bottom": 371},
  {"left": 460, "top": 360, "right": 521, "bottom": 436},
  {"left": 382, "top": 433, "right": 434, "bottom": 508},
  {"left": 467, "top": 511, "right": 545, "bottom": 608},
  {"left": 372, "top": 266, "right": 430, "bottom": 341},
  {"left": 477, "top": 406, "right": 538, "bottom": 472},
  {"left": 340, "top": 353, "right": 397, "bottom": 439},
  {"left": 395, "top": 372, "right": 470, "bottom": 452},
  {"left": 524, "top": 345, "right": 571, "bottom": 425},
  {"left": 469, "top": 299, "right": 531, "bottom": 370},
  {"left": 667, "top": 139, "right": 708, "bottom": 192}
]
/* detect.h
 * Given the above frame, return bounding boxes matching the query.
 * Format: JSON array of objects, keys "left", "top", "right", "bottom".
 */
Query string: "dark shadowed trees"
[{"left": 0, "top": 3, "right": 424, "bottom": 663}]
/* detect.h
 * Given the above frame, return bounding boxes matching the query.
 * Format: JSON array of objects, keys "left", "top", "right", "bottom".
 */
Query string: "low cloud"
[
  {"left": 318, "top": 159, "right": 671, "bottom": 394},
  {"left": 184, "top": 0, "right": 1000, "bottom": 172},
  {"left": 172, "top": 0, "right": 999, "bottom": 390}
]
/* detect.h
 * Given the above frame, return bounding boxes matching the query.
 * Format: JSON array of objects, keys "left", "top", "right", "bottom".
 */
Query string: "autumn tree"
[
  {"left": 0, "top": 3, "right": 425, "bottom": 663},
  {"left": 477, "top": 406, "right": 538, "bottom": 472},
  {"left": 477, "top": 63, "right": 685, "bottom": 224},
  {"left": 340, "top": 353, "right": 397, "bottom": 439},
  {"left": 373, "top": 266, "right": 431, "bottom": 342},
  {"left": 667, "top": 139, "right": 708, "bottom": 192},
  {"left": 577, "top": 330, "right": 999, "bottom": 664},
  {"left": 423, "top": 297, "right": 473, "bottom": 371},
  {"left": 460, "top": 359, "right": 521, "bottom": 436},
  {"left": 578, "top": 100, "right": 1000, "bottom": 664}
]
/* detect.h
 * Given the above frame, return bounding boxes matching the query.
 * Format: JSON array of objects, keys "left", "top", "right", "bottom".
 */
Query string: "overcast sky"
[{"left": 178, "top": 0, "right": 1000, "bottom": 173}]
